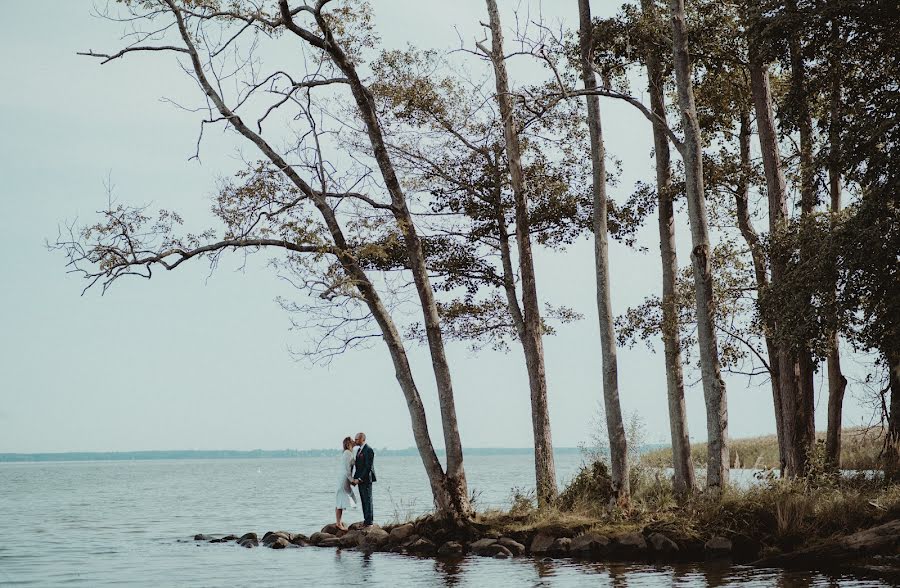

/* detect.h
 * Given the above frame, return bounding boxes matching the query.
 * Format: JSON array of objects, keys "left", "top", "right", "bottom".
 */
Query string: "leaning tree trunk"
[
  {"left": 299, "top": 4, "right": 473, "bottom": 519},
  {"left": 578, "top": 0, "right": 631, "bottom": 501},
  {"left": 749, "top": 55, "right": 797, "bottom": 477},
  {"left": 786, "top": 0, "right": 817, "bottom": 475},
  {"left": 484, "top": 0, "right": 559, "bottom": 506},
  {"left": 642, "top": 0, "right": 694, "bottom": 495},
  {"left": 824, "top": 19, "right": 847, "bottom": 471},
  {"left": 167, "top": 0, "right": 475, "bottom": 522},
  {"left": 669, "top": 0, "right": 729, "bottom": 490},
  {"left": 735, "top": 109, "right": 784, "bottom": 474}
]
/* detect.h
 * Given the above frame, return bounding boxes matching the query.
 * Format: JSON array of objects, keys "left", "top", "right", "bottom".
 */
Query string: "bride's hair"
[{"left": 342, "top": 436, "right": 353, "bottom": 451}]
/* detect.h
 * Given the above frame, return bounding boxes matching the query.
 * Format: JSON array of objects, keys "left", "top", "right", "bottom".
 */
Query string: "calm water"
[{"left": 0, "top": 454, "right": 886, "bottom": 586}]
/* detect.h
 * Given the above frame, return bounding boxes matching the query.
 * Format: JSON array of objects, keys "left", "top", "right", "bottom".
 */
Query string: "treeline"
[{"left": 57, "top": 0, "right": 898, "bottom": 522}]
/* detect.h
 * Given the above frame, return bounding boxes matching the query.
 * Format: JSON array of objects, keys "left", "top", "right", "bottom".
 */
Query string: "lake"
[{"left": 0, "top": 453, "right": 886, "bottom": 586}]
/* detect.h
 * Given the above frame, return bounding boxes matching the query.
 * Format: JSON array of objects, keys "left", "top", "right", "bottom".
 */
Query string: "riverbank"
[{"left": 196, "top": 470, "right": 900, "bottom": 583}]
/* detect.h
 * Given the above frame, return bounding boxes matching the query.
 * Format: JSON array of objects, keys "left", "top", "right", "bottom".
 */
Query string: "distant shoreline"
[{"left": 0, "top": 446, "right": 620, "bottom": 463}]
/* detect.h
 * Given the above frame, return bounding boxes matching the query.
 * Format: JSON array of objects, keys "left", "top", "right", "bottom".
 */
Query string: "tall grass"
[{"left": 641, "top": 426, "right": 886, "bottom": 471}]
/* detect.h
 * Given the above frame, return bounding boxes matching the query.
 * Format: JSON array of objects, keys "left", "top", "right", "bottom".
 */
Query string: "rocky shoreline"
[{"left": 193, "top": 516, "right": 900, "bottom": 581}]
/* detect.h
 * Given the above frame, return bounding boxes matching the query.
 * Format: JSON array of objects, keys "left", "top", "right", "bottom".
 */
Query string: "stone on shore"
[
  {"left": 570, "top": 532, "right": 610, "bottom": 556},
  {"left": 309, "top": 532, "right": 337, "bottom": 546},
  {"left": 612, "top": 532, "right": 647, "bottom": 556},
  {"left": 290, "top": 533, "right": 310, "bottom": 547},
  {"left": 389, "top": 523, "right": 415, "bottom": 543},
  {"left": 320, "top": 524, "right": 348, "bottom": 537},
  {"left": 497, "top": 537, "right": 526, "bottom": 556},
  {"left": 356, "top": 526, "right": 390, "bottom": 551},
  {"left": 269, "top": 537, "right": 291, "bottom": 549},
  {"left": 406, "top": 537, "right": 437, "bottom": 556},
  {"left": 705, "top": 536, "right": 733, "bottom": 558},
  {"left": 550, "top": 537, "right": 572, "bottom": 555},
  {"left": 318, "top": 536, "right": 343, "bottom": 548},
  {"left": 649, "top": 532, "right": 679, "bottom": 555},
  {"left": 469, "top": 538, "right": 498, "bottom": 556},
  {"left": 530, "top": 532, "right": 556, "bottom": 554},
  {"left": 437, "top": 541, "right": 464, "bottom": 557},
  {"left": 262, "top": 531, "right": 293, "bottom": 546},
  {"left": 339, "top": 530, "right": 362, "bottom": 548},
  {"left": 237, "top": 532, "right": 258, "bottom": 548}
]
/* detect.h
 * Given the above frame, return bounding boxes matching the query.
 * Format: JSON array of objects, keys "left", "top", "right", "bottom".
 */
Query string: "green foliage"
[{"left": 557, "top": 460, "right": 614, "bottom": 513}]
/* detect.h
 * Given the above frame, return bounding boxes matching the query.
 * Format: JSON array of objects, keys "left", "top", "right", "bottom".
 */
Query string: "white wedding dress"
[{"left": 335, "top": 449, "right": 357, "bottom": 510}]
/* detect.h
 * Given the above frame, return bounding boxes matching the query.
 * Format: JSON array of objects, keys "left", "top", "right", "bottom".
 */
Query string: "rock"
[
  {"left": 550, "top": 537, "right": 572, "bottom": 555},
  {"left": 309, "top": 532, "right": 337, "bottom": 546},
  {"left": 319, "top": 537, "right": 343, "bottom": 548},
  {"left": 194, "top": 534, "right": 212, "bottom": 541},
  {"left": 321, "top": 524, "right": 348, "bottom": 537},
  {"left": 222, "top": 535, "right": 238, "bottom": 542},
  {"left": 349, "top": 521, "right": 378, "bottom": 531},
  {"left": 209, "top": 537, "right": 230, "bottom": 544},
  {"left": 649, "top": 532, "right": 679, "bottom": 555},
  {"left": 530, "top": 532, "right": 556, "bottom": 554},
  {"left": 492, "top": 546, "right": 512, "bottom": 559},
  {"left": 497, "top": 537, "right": 526, "bottom": 556},
  {"left": 357, "top": 527, "right": 390, "bottom": 551},
  {"left": 237, "top": 532, "right": 258, "bottom": 548},
  {"left": 705, "top": 536, "right": 733, "bottom": 558},
  {"left": 437, "top": 541, "right": 464, "bottom": 557},
  {"left": 290, "top": 533, "right": 310, "bottom": 546},
  {"left": 570, "top": 532, "right": 610, "bottom": 555},
  {"left": 339, "top": 530, "right": 362, "bottom": 548},
  {"left": 613, "top": 531, "right": 647, "bottom": 551},
  {"left": 262, "top": 531, "right": 292, "bottom": 546},
  {"left": 406, "top": 537, "right": 437, "bottom": 556},
  {"left": 389, "top": 523, "right": 415, "bottom": 544},
  {"left": 269, "top": 537, "right": 290, "bottom": 549},
  {"left": 469, "top": 538, "right": 498, "bottom": 555}
]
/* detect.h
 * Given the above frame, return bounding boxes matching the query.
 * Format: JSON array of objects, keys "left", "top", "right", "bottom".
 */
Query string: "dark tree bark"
[
  {"left": 484, "top": 0, "right": 559, "bottom": 506},
  {"left": 749, "top": 53, "right": 799, "bottom": 476},
  {"left": 825, "top": 19, "right": 848, "bottom": 471},
  {"left": 669, "top": 0, "right": 729, "bottom": 490},
  {"left": 578, "top": 0, "right": 631, "bottom": 501}
]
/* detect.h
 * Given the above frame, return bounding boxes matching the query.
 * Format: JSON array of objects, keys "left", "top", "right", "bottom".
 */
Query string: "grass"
[
  {"left": 472, "top": 425, "right": 900, "bottom": 556},
  {"left": 641, "top": 426, "right": 886, "bottom": 470}
]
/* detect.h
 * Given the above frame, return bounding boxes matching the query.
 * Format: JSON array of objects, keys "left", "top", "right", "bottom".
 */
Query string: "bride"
[{"left": 335, "top": 436, "right": 357, "bottom": 530}]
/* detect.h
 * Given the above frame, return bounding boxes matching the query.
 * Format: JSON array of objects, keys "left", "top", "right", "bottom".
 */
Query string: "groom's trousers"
[{"left": 358, "top": 481, "right": 374, "bottom": 525}]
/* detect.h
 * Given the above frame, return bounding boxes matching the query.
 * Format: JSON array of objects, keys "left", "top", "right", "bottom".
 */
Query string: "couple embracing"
[{"left": 335, "top": 432, "right": 376, "bottom": 531}]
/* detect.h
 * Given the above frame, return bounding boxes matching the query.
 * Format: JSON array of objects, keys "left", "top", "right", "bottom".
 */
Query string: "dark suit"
[{"left": 354, "top": 444, "right": 376, "bottom": 525}]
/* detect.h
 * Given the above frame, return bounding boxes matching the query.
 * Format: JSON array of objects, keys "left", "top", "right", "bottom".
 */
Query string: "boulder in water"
[
  {"left": 437, "top": 541, "right": 463, "bottom": 557},
  {"left": 237, "top": 532, "right": 259, "bottom": 548},
  {"left": 497, "top": 537, "right": 526, "bottom": 556}
]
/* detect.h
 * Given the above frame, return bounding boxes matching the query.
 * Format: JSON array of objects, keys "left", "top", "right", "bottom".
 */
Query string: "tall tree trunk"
[
  {"left": 282, "top": 2, "right": 473, "bottom": 519},
  {"left": 484, "top": 0, "right": 558, "bottom": 506},
  {"left": 885, "top": 348, "right": 900, "bottom": 481},
  {"left": 578, "top": 0, "right": 631, "bottom": 501},
  {"left": 786, "top": 0, "right": 817, "bottom": 475},
  {"left": 167, "top": 0, "right": 475, "bottom": 522},
  {"left": 824, "top": 19, "right": 847, "bottom": 471},
  {"left": 668, "top": 0, "right": 729, "bottom": 490},
  {"left": 642, "top": 0, "right": 694, "bottom": 495},
  {"left": 735, "top": 109, "right": 784, "bottom": 474},
  {"left": 748, "top": 55, "right": 797, "bottom": 477}
]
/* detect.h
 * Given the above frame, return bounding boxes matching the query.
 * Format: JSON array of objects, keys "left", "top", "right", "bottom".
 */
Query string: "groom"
[{"left": 352, "top": 432, "right": 376, "bottom": 526}]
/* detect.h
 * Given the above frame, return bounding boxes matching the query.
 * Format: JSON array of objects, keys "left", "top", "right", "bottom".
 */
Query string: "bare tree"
[{"left": 66, "top": 0, "right": 473, "bottom": 522}]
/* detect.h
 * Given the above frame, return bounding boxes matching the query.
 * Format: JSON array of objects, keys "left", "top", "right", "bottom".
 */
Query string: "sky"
[{"left": 0, "top": 0, "right": 880, "bottom": 454}]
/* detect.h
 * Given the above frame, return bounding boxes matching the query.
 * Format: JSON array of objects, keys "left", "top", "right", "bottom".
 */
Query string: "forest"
[{"left": 57, "top": 0, "right": 899, "bottom": 530}]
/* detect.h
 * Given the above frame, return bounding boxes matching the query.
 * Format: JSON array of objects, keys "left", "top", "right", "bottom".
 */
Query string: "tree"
[
  {"left": 64, "top": 0, "right": 474, "bottom": 522},
  {"left": 578, "top": 0, "right": 631, "bottom": 501},
  {"left": 668, "top": 0, "right": 729, "bottom": 489}
]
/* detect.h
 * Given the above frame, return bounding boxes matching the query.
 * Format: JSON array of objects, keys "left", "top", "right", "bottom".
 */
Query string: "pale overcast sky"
[{"left": 0, "top": 1, "right": 878, "bottom": 453}]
